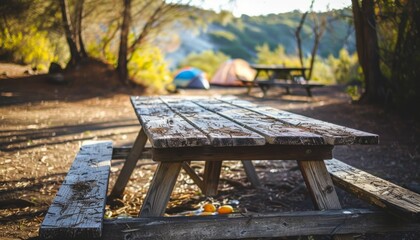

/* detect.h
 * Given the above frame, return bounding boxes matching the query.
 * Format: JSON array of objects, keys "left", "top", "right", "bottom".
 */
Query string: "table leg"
[
  {"left": 139, "top": 162, "right": 182, "bottom": 217},
  {"left": 298, "top": 160, "right": 353, "bottom": 240},
  {"left": 241, "top": 160, "right": 261, "bottom": 188},
  {"left": 109, "top": 128, "right": 148, "bottom": 198},
  {"left": 203, "top": 161, "right": 223, "bottom": 196},
  {"left": 305, "top": 87, "right": 313, "bottom": 97},
  {"left": 259, "top": 84, "right": 269, "bottom": 97}
]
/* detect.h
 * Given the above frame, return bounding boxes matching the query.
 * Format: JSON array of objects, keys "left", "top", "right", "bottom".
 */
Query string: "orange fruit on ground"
[
  {"left": 203, "top": 203, "right": 216, "bottom": 212},
  {"left": 218, "top": 205, "right": 233, "bottom": 214}
]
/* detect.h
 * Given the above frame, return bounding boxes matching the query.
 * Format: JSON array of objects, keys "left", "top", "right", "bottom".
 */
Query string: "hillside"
[{"left": 167, "top": 8, "right": 355, "bottom": 65}]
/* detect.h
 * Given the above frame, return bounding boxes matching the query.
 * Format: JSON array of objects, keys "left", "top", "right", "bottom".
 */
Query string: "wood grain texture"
[
  {"left": 109, "top": 129, "right": 147, "bottom": 198},
  {"left": 111, "top": 146, "right": 152, "bottom": 159},
  {"left": 161, "top": 97, "right": 266, "bottom": 147},
  {"left": 195, "top": 99, "right": 325, "bottom": 145},
  {"left": 139, "top": 162, "right": 182, "bottom": 217},
  {"left": 131, "top": 96, "right": 210, "bottom": 148},
  {"left": 326, "top": 159, "right": 420, "bottom": 221},
  {"left": 299, "top": 160, "right": 342, "bottom": 210},
  {"left": 241, "top": 160, "right": 261, "bottom": 187},
  {"left": 181, "top": 162, "right": 205, "bottom": 192},
  {"left": 102, "top": 209, "right": 420, "bottom": 240},
  {"left": 220, "top": 97, "right": 379, "bottom": 145},
  {"left": 40, "top": 141, "right": 112, "bottom": 240},
  {"left": 203, "top": 161, "right": 223, "bottom": 196},
  {"left": 152, "top": 145, "right": 333, "bottom": 162},
  {"left": 298, "top": 160, "right": 353, "bottom": 240}
]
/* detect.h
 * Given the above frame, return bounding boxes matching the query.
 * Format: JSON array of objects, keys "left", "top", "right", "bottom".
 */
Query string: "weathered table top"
[{"left": 131, "top": 96, "right": 378, "bottom": 149}]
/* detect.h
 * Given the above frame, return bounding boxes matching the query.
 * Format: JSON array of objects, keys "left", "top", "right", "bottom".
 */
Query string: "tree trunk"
[
  {"left": 117, "top": 0, "right": 131, "bottom": 84},
  {"left": 307, "top": 15, "right": 326, "bottom": 80},
  {"left": 74, "top": 0, "right": 87, "bottom": 58},
  {"left": 352, "top": 0, "right": 387, "bottom": 104},
  {"left": 307, "top": 34, "right": 320, "bottom": 80},
  {"left": 295, "top": 11, "right": 308, "bottom": 71},
  {"left": 59, "top": 0, "right": 80, "bottom": 67}
]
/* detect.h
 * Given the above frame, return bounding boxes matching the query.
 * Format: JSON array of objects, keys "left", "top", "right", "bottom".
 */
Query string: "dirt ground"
[{"left": 0, "top": 63, "right": 419, "bottom": 239}]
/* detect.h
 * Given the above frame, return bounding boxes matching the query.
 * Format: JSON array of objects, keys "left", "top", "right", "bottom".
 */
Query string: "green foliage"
[
  {"left": 255, "top": 44, "right": 298, "bottom": 65},
  {"left": 254, "top": 44, "right": 359, "bottom": 85},
  {"left": 128, "top": 45, "right": 172, "bottom": 93},
  {"left": 328, "top": 49, "right": 361, "bottom": 84},
  {"left": 86, "top": 25, "right": 119, "bottom": 67},
  {"left": 375, "top": 1, "right": 420, "bottom": 113},
  {"left": 0, "top": 28, "right": 60, "bottom": 70},
  {"left": 209, "top": 31, "right": 236, "bottom": 43},
  {"left": 207, "top": 9, "right": 355, "bottom": 60},
  {"left": 345, "top": 85, "right": 361, "bottom": 101},
  {"left": 178, "top": 50, "right": 230, "bottom": 78},
  {"left": 308, "top": 59, "right": 335, "bottom": 84}
]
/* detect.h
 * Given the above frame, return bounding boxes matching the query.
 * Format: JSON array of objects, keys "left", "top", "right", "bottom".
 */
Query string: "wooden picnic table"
[
  {"left": 40, "top": 96, "right": 420, "bottom": 240},
  {"left": 251, "top": 64, "right": 308, "bottom": 80},
  {"left": 111, "top": 96, "right": 378, "bottom": 219},
  {"left": 244, "top": 64, "right": 323, "bottom": 96}
]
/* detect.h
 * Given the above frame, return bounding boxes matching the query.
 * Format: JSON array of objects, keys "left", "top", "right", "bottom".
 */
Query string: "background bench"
[{"left": 258, "top": 79, "right": 324, "bottom": 97}]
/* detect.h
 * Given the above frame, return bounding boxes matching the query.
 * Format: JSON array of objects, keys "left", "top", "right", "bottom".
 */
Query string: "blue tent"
[{"left": 173, "top": 68, "right": 210, "bottom": 89}]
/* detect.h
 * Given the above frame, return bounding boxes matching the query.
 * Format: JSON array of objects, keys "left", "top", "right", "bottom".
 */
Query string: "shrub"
[
  {"left": 128, "top": 45, "right": 171, "bottom": 93},
  {"left": 0, "top": 27, "right": 59, "bottom": 71},
  {"left": 178, "top": 50, "right": 230, "bottom": 78}
]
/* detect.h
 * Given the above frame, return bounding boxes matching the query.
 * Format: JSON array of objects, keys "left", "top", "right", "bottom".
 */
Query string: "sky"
[{"left": 190, "top": 0, "right": 351, "bottom": 16}]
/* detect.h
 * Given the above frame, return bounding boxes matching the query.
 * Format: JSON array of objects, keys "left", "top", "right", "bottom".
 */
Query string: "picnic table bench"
[
  {"left": 243, "top": 64, "right": 325, "bottom": 97},
  {"left": 40, "top": 96, "right": 420, "bottom": 239}
]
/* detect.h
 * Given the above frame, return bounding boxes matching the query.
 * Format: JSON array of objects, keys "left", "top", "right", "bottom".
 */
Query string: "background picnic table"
[{"left": 1, "top": 77, "right": 419, "bottom": 239}]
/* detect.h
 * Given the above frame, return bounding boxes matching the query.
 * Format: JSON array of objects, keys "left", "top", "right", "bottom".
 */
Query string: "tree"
[
  {"left": 117, "top": 0, "right": 131, "bottom": 84},
  {"left": 116, "top": 0, "right": 192, "bottom": 84},
  {"left": 351, "top": 0, "right": 387, "bottom": 104},
  {"left": 347, "top": 0, "right": 420, "bottom": 112},
  {"left": 381, "top": 0, "right": 420, "bottom": 112},
  {"left": 295, "top": 0, "right": 328, "bottom": 80},
  {"left": 59, "top": 0, "right": 88, "bottom": 68},
  {"left": 295, "top": 0, "right": 313, "bottom": 71}
]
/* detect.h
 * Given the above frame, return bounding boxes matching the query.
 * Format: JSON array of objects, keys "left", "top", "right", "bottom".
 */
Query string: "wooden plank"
[
  {"left": 220, "top": 97, "right": 379, "bottom": 145},
  {"left": 181, "top": 162, "right": 205, "bottom": 192},
  {"left": 40, "top": 141, "right": 112, "bottom": 240},
  {"left": 152, "top": 145, "right": 333, "bottom": 162},
  {"left": 241, "top": 160, "right": 261, "bottom": 187},
  {"left": 257, "top": 81, "right": 324, "bottom": 97},
  {"left": 326, "top": 159, "right": 420, "bottom": 221},
  {"left": 299, "top": 160, "right": 342, "bottom": 210},
  {"left": 203, "top": 161, "right": 223, "bottom": 196},
  {"left": 111, "top": 146, "right": 152, "bottom": 159},
  {"left": 298, "top": 160, "right": 353, "bottom": 240},
  {"left": 101, "top": 209, "right": 420, "bottom": 240},
  {"left": 131, "top": 96, "right": 210, "bottom": 148},
  {"left": 160, "top": 97, "right": 266, "bottom": 147},
  {"left": 139, "top": 162, "right": 182, "bottom": 217},
  {"left": 194, "top": 99, "right": 325, "bottom": 145},
  {"left": 109, "top": 129, "right": 148, "bottom": 198}
]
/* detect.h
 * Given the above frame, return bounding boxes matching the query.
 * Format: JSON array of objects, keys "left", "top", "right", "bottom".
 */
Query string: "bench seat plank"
[
  {"left": 40, "top": 141, "right": 113, "bottom": 239},
  {"left": 102, "top": 209, "right": 420, "bottom": 239},
  {"left": 220, "top": 97, "right": 378, "bottom": 145},
  {"left": 160, "top": 97, "right": 266, "bottom": 147},
  {"left": 194, "top": 99, "right": 325, "bottom": 145},
  {"left": 325, "top": 159, "right": 420, "bottom": 221},
  {"left": 258, "top": 80, "right": 324, "bottom": 88},
  {"left": 131, "top": 96, "right": 210, "bottom": 148}
]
